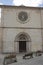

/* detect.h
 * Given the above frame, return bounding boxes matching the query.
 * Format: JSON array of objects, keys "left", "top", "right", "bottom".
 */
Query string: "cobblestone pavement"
[{"left": 0, "top": 54, "right": 43, "bottom": 65}]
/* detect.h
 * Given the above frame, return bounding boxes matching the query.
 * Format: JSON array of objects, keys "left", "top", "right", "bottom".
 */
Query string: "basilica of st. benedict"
[{"left": 0, "top": 5, "right": 43, "bottom": 53}]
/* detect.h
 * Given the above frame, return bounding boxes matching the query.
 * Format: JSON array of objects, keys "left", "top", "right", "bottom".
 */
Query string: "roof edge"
[{"left": 0, "top": 5, "right": 43, "bottom": 9}]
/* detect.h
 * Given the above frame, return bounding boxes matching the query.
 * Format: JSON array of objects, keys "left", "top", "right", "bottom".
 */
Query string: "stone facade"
[{"left": 0, "top": 5, "right": 43, "bottom": 53}]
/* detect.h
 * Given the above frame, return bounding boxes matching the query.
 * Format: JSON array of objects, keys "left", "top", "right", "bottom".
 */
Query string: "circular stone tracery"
[{"left": 18, "top": 11, "right": 28, "bottom": 23}]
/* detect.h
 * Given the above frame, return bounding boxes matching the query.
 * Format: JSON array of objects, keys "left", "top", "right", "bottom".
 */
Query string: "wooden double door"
[{"left": 19, "top": 41, "right": 26, "bottom": 52}]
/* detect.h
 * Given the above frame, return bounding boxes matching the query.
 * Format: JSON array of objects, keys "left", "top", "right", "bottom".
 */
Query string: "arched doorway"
[
  {"left": 15, "top": 32, "right": 31, "bottom": 53},
  {"left": 19, "top": 34, "right": 26, "bottom": 52}
]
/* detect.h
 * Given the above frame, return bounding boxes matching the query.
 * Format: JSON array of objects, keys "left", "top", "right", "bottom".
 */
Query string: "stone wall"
[
  {"left": 1, "top": 6, "right": 43, "bottom": 53},
  {"left": 41, "top": 9, "right": 43, "bottom": 50}
]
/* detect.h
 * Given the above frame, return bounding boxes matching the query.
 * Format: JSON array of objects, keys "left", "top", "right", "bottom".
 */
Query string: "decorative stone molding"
[
  {"left": 16, "top": 11, "right": 30, "bottom": 24},
  {"left": 14, "top": 32, "right": 31, "bottom": 42}
]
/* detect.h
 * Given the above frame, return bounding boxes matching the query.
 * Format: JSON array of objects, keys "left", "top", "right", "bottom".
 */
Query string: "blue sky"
[
  {"left": 0, "top": 0, "right": 13, "bottom": 5},
  {"left": 0, "top": 0, "right": 43, "bottom": 7}
]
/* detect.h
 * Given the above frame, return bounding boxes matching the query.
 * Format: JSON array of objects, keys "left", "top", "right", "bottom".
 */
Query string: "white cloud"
[
  {"left": 0, "top": 8, "right": 1, "bottom": 18},
  {"left": 0, "top": 3, "right": 3, "bottom": 5},
  {"left": 13, "top": 0, "right": 42, "bottom": 6}
]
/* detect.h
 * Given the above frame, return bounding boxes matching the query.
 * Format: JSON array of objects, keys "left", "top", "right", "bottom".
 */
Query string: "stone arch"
[
  {"left": 14, "top": 32, "right": 31, "bottom": 53},
  {"left": 15, "top": 32, "right": 31, "bottom": 42}
]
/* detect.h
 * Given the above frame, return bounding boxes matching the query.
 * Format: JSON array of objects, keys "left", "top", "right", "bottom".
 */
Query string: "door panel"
[{"left": 19, "top": 41, "right": 26, "bottom": 52}]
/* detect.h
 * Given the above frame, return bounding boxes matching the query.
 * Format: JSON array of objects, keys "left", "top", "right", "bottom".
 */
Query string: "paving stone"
[{"left": 0, "top": 54, "right": 43, "bottom": 65}]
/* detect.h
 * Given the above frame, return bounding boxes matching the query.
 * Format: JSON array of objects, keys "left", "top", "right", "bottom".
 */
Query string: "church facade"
[{"left": 0, "top": 5, "right": 43, "bottom": 53}]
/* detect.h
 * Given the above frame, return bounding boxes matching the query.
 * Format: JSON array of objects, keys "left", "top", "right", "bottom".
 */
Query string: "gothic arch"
[
  {"left": 14, "top": 32, "right": 31, "bottom": 53},
  {"left": 15, "top": 32, "right": 31, "bottom": 42}
]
